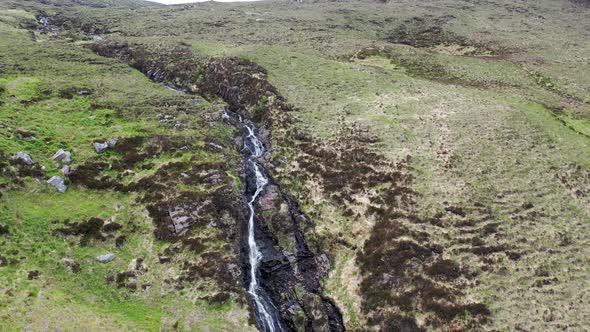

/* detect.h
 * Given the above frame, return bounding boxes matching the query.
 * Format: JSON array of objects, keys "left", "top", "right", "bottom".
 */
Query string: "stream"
[
  {"left": 84, "top": 35, "right": 345, "bottom": 329},
  {"left": 160, "top": 81, "right": 283, "bottom": 331},
  {"left": 240, "top": 118, "right": 284, "bottom": 332}
]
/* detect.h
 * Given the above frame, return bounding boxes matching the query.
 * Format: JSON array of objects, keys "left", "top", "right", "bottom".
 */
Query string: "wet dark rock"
[{"left": 62, "top": 258, "right": 81, "bottom": 273}]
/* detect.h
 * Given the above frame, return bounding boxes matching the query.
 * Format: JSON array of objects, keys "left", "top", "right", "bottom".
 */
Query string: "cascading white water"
[
  {"left": 243, "top": 123, "right": 282, "bottom": 332},
  {"left": 245, "top": 124, "right": 264, "bottom": 158}
]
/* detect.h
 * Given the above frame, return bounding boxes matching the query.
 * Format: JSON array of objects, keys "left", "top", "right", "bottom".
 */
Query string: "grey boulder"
[
  {"left": 15, "top": 152, "right": 34, "bottom": 165},
  {"left": 106, "top": 138, "right": 117, "bottom": 148},
  {"left": 52, "top": 149, "right": 71, "bottom": 164},
  {"left": 61, "top": 165, "right": 70, "bottom": 176},
  {"left": 47, "top": 176, "right": 67, "bottom": 193},
  {"left": 93, "top": 142, "right": 109, "bottom": 153},
  {"left": 94, "top": 139, "right": 117, "bottom": 153},
  {"left": 97, "top": 253, "right": 116, "bottom": 263}
]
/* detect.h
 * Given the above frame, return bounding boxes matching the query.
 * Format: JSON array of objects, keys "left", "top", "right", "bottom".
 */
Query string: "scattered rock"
[
  {"left": 166, "top": 204, "right": 198, "bottom": 237},
  {"left": 93, "top": 141, "right": 109, "bottom": 153},
  {"left": 47, "top": 176, "right": 67, "bottom": 193},
  {"left": 51, "top": 149, "right": 71, "bottom": 164},
  {"left": 158, "top": 255, "right": 171, "bottom": 263},
  {"left": 27, "top": 270, "right": 40, "bottom": 280},
  {"left": 15, "top": 128, "right": 36, "bottom": 141},
  {"left": 315, "top": 254, "right": 331, "bottom": 276},
  {"left": 97, "top": 253, "right": 116, "bottom": 263},
  {"left": 208, "top": 142, "right": 223, "bottom": 150},
  {"left": 61, "top": 165, "right": 70, "bottom": 176},
  {"left": 15, "top": 152, "right": 34, "bottom": 165},
  {"left": 62, "top": 258, "right": 81, "bottom": 273},
  {"left": 141, "top": 282, "right": 152, "bottom": 290},
  {"left": 94, "top": 139, "right": 118, "bottom": 153}
]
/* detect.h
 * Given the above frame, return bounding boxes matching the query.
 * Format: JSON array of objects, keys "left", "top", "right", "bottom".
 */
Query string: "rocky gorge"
[{"left": 89, "top": 39, "right": 344, "bottom": 330}]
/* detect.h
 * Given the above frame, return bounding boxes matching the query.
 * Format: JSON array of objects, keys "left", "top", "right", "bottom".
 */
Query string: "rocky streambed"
[
  {"left": 223, "top": 109, "right": 344, "bottom": 331},
  {"left": 87, "top": 40, "right": 344, "bottom": 331}
]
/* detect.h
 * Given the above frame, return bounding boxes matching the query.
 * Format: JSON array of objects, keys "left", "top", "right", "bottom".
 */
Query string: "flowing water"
[{"left": 242, "top": 121, "right": 283, "bottom": 332}]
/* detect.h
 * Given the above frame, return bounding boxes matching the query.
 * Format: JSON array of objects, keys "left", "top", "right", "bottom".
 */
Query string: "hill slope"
[{"left": 0, "top": 0, "right": 589, "bottom": 331}]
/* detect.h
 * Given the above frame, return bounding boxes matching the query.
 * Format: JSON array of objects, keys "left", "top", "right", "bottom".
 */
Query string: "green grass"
[
  {"left": 0, "top": 7, "right": 253, "bottom": 331},
  {"left": 0, "top": 188, "right": 162, "bottom": 330}
]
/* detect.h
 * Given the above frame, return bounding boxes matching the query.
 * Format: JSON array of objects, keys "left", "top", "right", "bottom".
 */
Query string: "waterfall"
[{"left": 242, "top": 122, "right": 283, "bottom": 332}]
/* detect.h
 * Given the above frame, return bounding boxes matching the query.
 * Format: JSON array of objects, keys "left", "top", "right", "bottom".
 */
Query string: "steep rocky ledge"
[{"left": 89, "top": 40, "right": 344, "bottom": 331}]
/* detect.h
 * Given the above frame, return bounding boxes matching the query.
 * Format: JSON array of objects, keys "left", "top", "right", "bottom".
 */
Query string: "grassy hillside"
[{"left": 1, "top": 0, "right": 589, "bottom": 331}]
